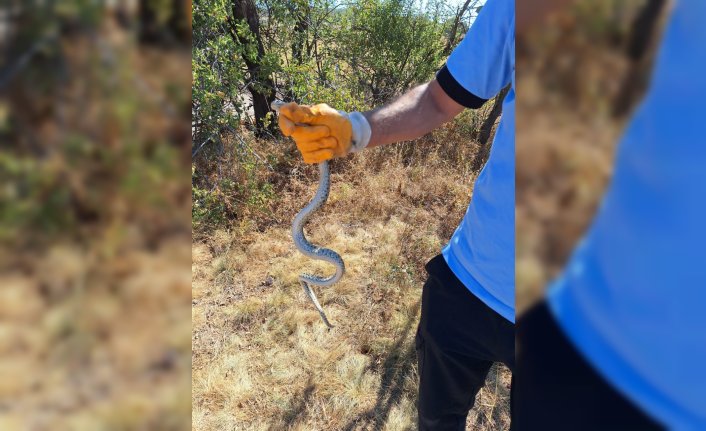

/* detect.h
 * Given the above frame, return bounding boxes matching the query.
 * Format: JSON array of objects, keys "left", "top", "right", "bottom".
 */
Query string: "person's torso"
[
  {"left": 443, "top": 56, "right": 515, "bottom": 323},
  {"left": 548, "top": 1, "right": 706, "bottom": 428}
]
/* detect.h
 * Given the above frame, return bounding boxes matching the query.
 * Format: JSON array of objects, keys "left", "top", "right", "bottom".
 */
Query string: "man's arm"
[
  {"left": 367, "top": 0, "right": 579, "bottom": 147},
  {"left": 277, "top": 79, "right": 465, "bottom": 163},
  {"left": 278, "top": 0, "right": 512, "bottom": 164},
  {"left": 363, "top": 79, "right": 464, "bottom": 148}
]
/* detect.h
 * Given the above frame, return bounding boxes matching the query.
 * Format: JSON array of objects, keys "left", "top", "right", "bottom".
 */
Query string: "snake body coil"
[{"left": 292, "top": 161, "right": 344, "bottom": 328}]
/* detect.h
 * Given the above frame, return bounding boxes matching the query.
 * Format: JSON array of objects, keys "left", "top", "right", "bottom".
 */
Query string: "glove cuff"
[{"left": 347, "top": 111, "right": 372, "bottom": 153}]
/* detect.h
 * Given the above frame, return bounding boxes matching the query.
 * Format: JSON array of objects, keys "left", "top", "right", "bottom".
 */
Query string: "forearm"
[{"left": 362, "top": 80, "right": 462, "bottom": 149}]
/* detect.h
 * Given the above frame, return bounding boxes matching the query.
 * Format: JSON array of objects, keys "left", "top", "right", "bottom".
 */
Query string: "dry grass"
[
  {"left": 515, "top": 74, "right": 623, "bottom": 312},
  {"left": 192, "top": 118, "right": 512, "bottom": 430},
  {"left": 515, "top": 3, "right": 640, "bottom": 312},
  {"left": 0, "top": 15, "right": 192, "bottom": 429},
  {"left": 0, "top": 236, "right": 192, "bottom": 430}
]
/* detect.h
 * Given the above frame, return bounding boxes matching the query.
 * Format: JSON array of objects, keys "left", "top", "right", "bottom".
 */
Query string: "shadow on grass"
[
  {"left": 340, "top": 299, "right": 422, "bottom": 431},
  {"left": 271, "top": 376, "right": 316, "bottom": 431},
  {"left": 467, "top": 363, "right": 512, "bottom": 430}
]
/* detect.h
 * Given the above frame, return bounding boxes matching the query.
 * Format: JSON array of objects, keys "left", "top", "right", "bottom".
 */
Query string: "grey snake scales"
[{"left": 272, "top": 101, "right": 344, "bottom": 328}]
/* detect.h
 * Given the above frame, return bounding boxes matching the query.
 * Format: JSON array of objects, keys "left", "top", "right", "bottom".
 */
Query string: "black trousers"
[
  {"left": 415, "top": 255, "right": 515, "bottom": 431},
  {"left": 515, "top": 301, "right": 664, "bottom": 431},
  {"left": 415, "top": 255, "right": 664, "bottom": 431}
]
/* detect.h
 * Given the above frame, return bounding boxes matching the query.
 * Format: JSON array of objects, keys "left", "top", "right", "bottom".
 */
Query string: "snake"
[{"left": 271, "top": 101, "right": 344, "bottom": 328}]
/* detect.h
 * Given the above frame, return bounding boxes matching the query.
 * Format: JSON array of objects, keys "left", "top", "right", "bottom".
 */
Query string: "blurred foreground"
[
  {"left": 0, "top": 3, "right": 192, "bottom": 429},
  {"left": 517, "top": 1, "right": 706, "bottom": 428},
  {"left": 515, "top": 0, "right": 667, "bottom": 311}
]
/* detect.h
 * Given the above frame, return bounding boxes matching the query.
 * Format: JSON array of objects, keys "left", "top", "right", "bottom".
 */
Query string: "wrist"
[{"left": 347, "top": 111, "right": 372, "bottom": 153}]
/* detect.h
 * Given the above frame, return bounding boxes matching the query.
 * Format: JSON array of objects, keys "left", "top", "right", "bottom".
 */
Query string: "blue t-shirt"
[
  {"left": 548, "top": 1, "right": 706, "bottom": 428},
  {"left": 437, "top": 0, "right": 515, "bottom": 322}
]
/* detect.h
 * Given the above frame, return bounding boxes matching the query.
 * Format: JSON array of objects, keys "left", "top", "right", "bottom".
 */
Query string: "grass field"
[{"left": 192, "top": 115, "right": 512, "bottom": 430}]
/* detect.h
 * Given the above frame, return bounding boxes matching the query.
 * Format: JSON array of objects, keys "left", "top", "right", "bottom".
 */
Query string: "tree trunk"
[
  {"left": 612, "top": 0, "right": 667, "bottom": 118},
  {"left": 138, "top": 0, "right": 191, "bottom": 45},
  {"left": 471, "top": 85, "right": 509, "bottom": 171},
  {"left": 477, "top": 84, "right": 510, "bottom": 146},
  {"left": 168, "top": 0, "right": 192, "bottom": 45},
  {"left": 231, "top": 0, "right": 275, "bottom": 136},
  {"left": 291, "top": 3, "right": 309, "bottom": 65},
  {"left": 443, "top": 0, "right": 476, "bottom": 57}
]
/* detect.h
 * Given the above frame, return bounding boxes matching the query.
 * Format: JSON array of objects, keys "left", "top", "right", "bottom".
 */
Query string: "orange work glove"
[{"left": 275, "top": 102, "right": 371, "bottom": 164}]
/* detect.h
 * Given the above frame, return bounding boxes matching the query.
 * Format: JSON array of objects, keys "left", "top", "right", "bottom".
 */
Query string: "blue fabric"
[
  {"left": 441, "top": 0, "right": 515, "bottom": 322},
  {"left": 548, "top": 1, "right": 706, "bottom": 428}
]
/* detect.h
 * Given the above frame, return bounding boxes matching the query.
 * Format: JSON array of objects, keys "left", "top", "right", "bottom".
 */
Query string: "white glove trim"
[{"left": 347, "top": 111, "right": 372, "bottom": 153}]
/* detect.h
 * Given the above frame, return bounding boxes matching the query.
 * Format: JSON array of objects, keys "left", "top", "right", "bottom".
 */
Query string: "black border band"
[{"left": 436, "top": 65, "right": 488, "bottom": 109}]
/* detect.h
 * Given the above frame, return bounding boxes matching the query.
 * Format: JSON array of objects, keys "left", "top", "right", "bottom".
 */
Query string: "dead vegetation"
[
  {"left": 515, "top": 73, "right": 622, "bottom": 311},
  {"left": 192, "top": 109, "right": 512, "bottom": 430},
  {"left": 0, "top": 4, "right": 192, "bottom": 429},
  {"left": 0, "top": 237, "right": 191, "bottom": 430},
  {"left": 515, "top": 0, "right": 664, "bottom": 310}
]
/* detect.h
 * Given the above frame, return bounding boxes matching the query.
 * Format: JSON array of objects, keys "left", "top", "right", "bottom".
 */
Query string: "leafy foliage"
[
  {"left": 192, "top": 0, "right": 249, "bottom": 142},
  {"left": 342, "top": 0, "right": 449, "bottom": 104},
  {"left": 1, "top": 2, "right": 190, "bottom": 244},
  {"left": 192, "top": 0, "right": 483, "bottom": 233}
]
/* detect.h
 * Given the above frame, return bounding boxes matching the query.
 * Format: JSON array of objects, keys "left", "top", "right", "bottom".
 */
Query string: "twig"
[
  {"left": 192, "top": 136, "right": 215, "bottom": 158},
  {"left": 0, "top": 31, "right": 58, "bottom": 90}
]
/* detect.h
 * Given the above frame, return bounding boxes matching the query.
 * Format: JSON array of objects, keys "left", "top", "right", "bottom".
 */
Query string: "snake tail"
[
  {"left": 300, "top": 280, "right": 334, "bottom": 328},
  {"left": 292, "top": 161, "right": 345, "bottom": 328}
]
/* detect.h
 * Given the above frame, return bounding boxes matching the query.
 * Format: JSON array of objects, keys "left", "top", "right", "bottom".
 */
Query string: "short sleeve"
[{"left": 436, "top": 0, "right": 514, "bottom": 108}]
